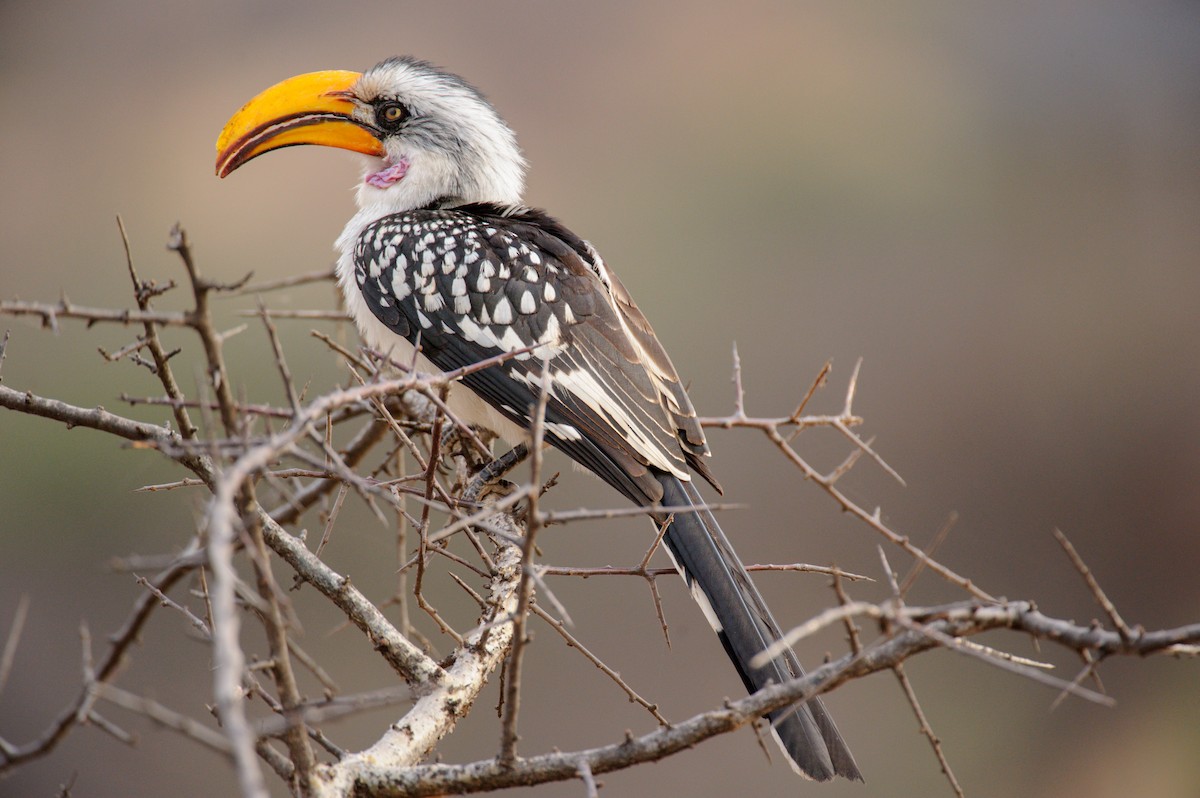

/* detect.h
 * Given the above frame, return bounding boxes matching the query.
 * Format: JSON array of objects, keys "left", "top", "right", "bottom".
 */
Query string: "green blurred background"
[{"left": 2, "top": 2, "right": 1199, "bottom": 796}]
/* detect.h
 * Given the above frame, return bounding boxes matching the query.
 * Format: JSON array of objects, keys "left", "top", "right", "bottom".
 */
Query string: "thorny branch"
[
  {"left": 116, "top": 215, "right": 198, "bottom": 438},
  {"left": 334, "top": 599, "right": 1200, "bottom": 798},
  {"left": 699, "top": 350, "right": 994, "bottom": 602},
  {"left": 2, "top": 226, "right": 1198, "bottom": 798}
]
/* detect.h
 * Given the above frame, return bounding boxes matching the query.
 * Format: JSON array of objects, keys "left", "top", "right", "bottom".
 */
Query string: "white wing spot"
[
  {"left": 519, "top": 290, "right": 537, "bottom": 315},
  {"left": 457, "top": 316, "right": 482, "bottom": 343},
  {"left": 540, "top": 313, "right": 561, "bottom": 345},
  {"left": 460, "top": 317, "right": 502, "bottom": 349},
  {"left": 498, "top": 326, "right": 527, "bottom": 356},
  {"left": 423, "top": 292, "right": 445, "bottom": 312},
  {"left": 492, "top": 296, "right": 514, "bottom": 325}
]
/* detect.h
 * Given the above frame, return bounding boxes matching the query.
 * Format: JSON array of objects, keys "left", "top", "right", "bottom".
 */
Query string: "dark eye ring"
[{"left": 375, "top": 101, "right": 409, "bottom": 130}]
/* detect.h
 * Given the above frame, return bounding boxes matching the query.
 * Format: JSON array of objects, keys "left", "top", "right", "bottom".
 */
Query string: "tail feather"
[{"left": 657, "top": 474, "right": 862, "bottom": 782}]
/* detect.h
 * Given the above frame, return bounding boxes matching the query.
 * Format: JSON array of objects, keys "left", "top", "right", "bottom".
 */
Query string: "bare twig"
[
  {"left": 539, "top": 562, "right": 871, "bottom": 581},
  {"left": 92, "top": 683, "right": 233, "bottom": 757},
  {"left": 1050, "top": 654, "right": 1104, "bottom": 713},
  {"left": 123, "top": 393, "right": 295, "bottom": 420},
  {"left": 893, "top": 664, "right": 963, "bottom": 798},
  {"left": 0, "top": 595, "right": 30, "bottom": 699},
  {"left": 576, "top": 756, "right": 599, "bottom": 798},
  {"left": 315, "top": 483, "right": 350, "bottom": 558},
  {"left": 538, "top": 501, "right": 743, "bottom": 526},
  {"left": 832, "top": 572, "right": 863, "bottom": 655},
  {"left": 135, "top": 576, "right": 210, "bottom": 639},
  {"left": 257, "top": 297, "right": 302, "bottom": 418},
  {"left": 239, "top": 309, "right": 352, "bottom": 321},
  {"left": 170, "top": 224, "right": 240, "bottom": 437},
  {"left": 0, "top": 298, "right": 190, "bottom": 329},
  {"left": 531, "top": 604, "right": 670, "bottom": 726},
  {"left": 898, "top": 511, "right": 958, "bottom": 598},
  {"left": 252, "top": 686, "right": 414, "bottom": 737},
  {"left": 0, "top": 329, "right": 9, "bottom": 381},
  {"left": 227, "top": 266, "right": 336, "bottom": 296},
  {"left": 116, "top": 215, "right": 198, "bottom": 438},
  {"left": 1054, "top": 528, "right": 1137, "bottom": 643},
  {"left": 134, "top": 477, "right": 208, "bottom": 493},
  {"left": 789, "top": 359, "right": 831, "bottom": 423}
]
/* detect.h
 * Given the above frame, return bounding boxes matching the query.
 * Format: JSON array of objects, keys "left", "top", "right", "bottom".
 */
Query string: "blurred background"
[{"left": 2, "top": 2, "right": 1199, "bottom": 796}]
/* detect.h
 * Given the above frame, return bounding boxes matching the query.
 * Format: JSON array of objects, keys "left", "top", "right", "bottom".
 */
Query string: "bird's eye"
[{"left": 375, "top": 101, "right": 409, "bottom": 131}]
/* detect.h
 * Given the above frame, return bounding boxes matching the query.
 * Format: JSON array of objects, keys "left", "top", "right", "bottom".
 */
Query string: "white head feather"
[{"left": 346, "top": 57, "right": 526, "bottom": 216}]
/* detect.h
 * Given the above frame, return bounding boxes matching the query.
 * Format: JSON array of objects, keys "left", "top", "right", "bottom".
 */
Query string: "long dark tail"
[{"left": 657, "top": 474, "right": 862, "bottom": 782}]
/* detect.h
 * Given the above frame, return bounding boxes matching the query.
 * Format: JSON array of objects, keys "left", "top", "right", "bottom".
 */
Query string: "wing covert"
[{"left": 353, "top": 205, "right": 716, "bottom": 504}]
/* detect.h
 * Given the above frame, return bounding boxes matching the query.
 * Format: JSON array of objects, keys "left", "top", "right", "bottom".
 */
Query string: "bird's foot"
[{"left": 463, "top": 443, "right": 529, "bottom": 504}]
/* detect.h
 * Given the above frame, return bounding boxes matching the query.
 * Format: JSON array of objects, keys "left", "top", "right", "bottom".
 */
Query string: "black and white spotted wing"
[{"left": 353, "top": 204, "right": 717, "bottom": 505}]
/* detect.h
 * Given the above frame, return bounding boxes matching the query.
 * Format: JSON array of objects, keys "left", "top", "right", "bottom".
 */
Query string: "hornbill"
[{"left": 216, "top": 56, "right": 861, "bottom": 782}]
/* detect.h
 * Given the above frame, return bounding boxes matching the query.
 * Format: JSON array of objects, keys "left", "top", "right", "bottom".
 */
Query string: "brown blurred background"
[{"left": 2, "top": 2, "right": 1199, "bottom": 796}]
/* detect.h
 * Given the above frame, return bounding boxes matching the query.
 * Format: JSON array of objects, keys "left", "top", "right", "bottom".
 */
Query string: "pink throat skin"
[{"left": 365, "top": 157, "right": 410, "bottom": 188}]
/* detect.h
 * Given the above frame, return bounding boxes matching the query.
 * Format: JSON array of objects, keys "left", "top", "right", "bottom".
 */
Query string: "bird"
[{"left": 216, "top": 56, "right": 861, "bottom": 782}]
